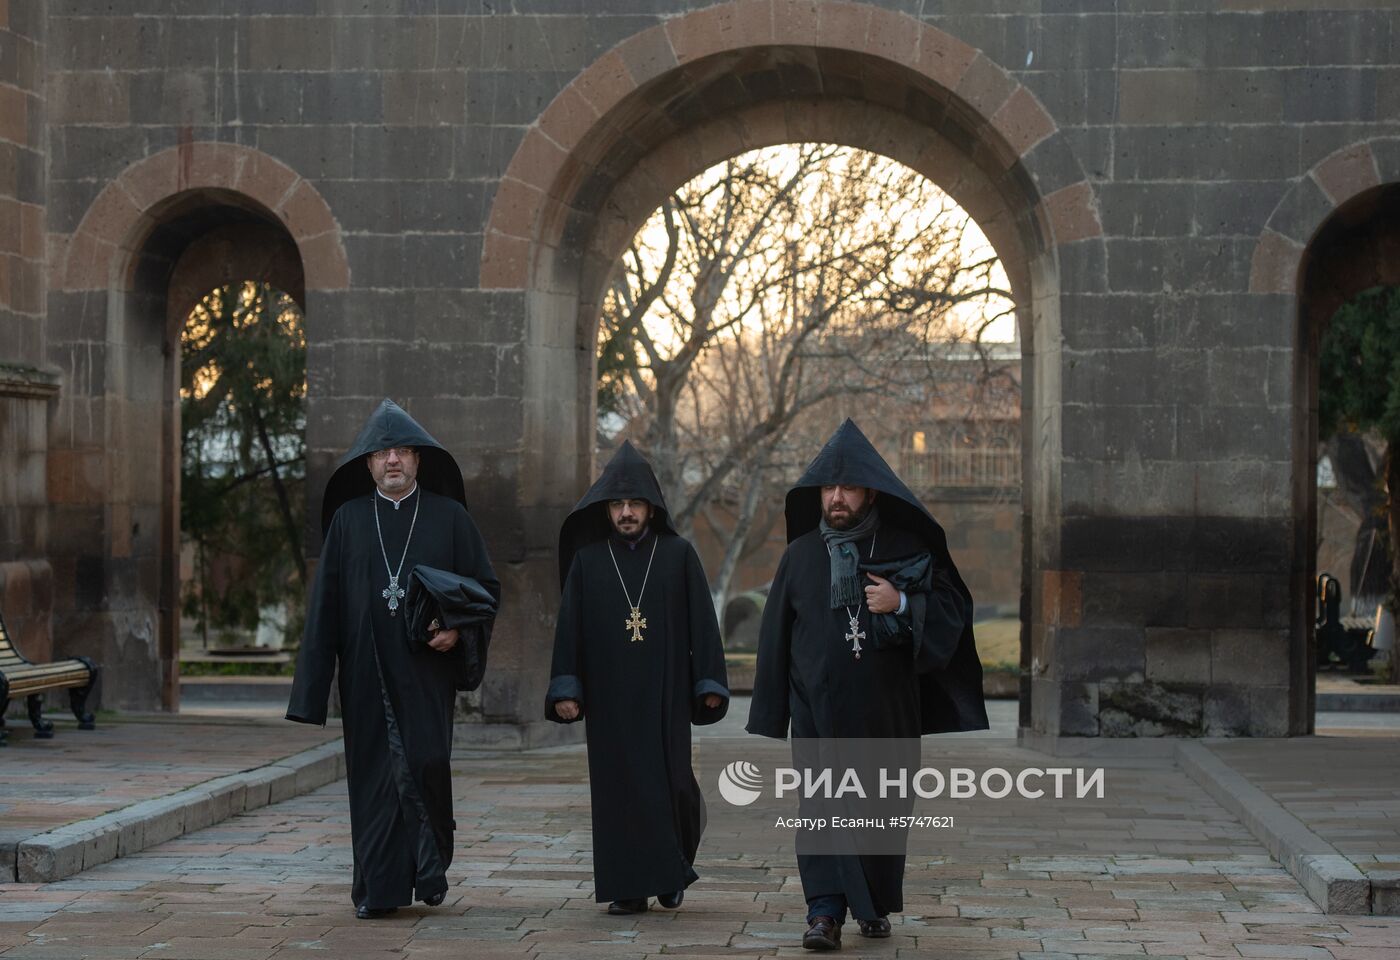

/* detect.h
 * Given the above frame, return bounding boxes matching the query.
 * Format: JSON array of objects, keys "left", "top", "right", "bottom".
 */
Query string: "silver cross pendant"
[
  {"left": 845, "top": 614, "right": 865, "bottom": 660},
  {"left": 382, "top": 576, "right": 405, "bottom": 616}
]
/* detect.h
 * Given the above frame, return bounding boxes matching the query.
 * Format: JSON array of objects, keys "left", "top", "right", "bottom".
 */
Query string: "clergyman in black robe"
[
  {"left": 747, "top": 419, "right": 987, "bottom": 949},
  {"left": 546, "top": 441, "right": 730, "bottom": 915},
  {"left": 287, "top": 399, "right": 501, "bottom": 919}
]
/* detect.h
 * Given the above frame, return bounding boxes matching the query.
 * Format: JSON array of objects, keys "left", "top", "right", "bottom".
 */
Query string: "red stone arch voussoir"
[
  {"left": 1248, "top": 137, "right": 1400, "bottom": 296},
  {"left": 56, "top": 141, "right": 350, "bottom": 294},
  {"left": 480, "top": 0, "right": 1102, "bottom": 291}
]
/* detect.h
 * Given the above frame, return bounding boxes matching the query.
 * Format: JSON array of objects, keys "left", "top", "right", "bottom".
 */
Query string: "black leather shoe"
[
  {"left": 355, "top": 905, "right": 398, "bottom": 920},
  {"left": 607, "top": 898, "right": 648, "bottom": 915},
  {"left": 857, "top": 917, "right": 891, "bottom": 938},
  {"left": 802, "top": 915, "right": 842, "bottom": 951},
  {"left": 422, "top": 891, "right": 446, "bottom": 907},
  {"left": 657, "top": 890, "right": 684, "bottom": 909}
]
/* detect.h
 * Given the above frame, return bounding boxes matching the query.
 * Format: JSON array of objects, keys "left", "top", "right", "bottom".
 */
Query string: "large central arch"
[{"left": 481, "top": 1, "right": 1101, "bottom": 735}]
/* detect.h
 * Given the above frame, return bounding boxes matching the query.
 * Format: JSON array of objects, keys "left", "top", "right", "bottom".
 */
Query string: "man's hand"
[
  {"left": 864, "top": 573, "right": 900, "bottom": 615},
  {"left": 555, "top": 699, "right": 581, "bottom": 721},
  {"left": 702, "top": 693, "right": 723, "bottom": 709},
  {"left": 427, "top": 628, "right": 459, "bottom": 652}
]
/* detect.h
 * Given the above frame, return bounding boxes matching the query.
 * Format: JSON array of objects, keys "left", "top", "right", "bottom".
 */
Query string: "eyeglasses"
[
  {"left": 608, "top": 499, "right": 649, "bottom": 511},
  {"left": 369, "top": 447, "right": 416, "bottom": 461}
]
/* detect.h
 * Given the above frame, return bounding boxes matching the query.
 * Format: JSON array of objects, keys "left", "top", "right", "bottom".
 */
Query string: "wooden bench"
[{"left": 0, "top": 612, "right": 98, "bottom": 747}]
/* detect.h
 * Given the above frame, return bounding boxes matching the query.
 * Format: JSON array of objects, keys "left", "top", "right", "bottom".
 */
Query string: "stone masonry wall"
[{"left": 24, "top": 0, "right": 1400, "bottom": 735}]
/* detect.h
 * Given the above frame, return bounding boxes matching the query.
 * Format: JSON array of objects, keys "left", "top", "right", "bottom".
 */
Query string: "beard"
[
  {"left": 822, "top": 498, "right": 871, "bottom": 530},
  {"left": 614, "top": 521, "right": 647, "bottom": 542}
]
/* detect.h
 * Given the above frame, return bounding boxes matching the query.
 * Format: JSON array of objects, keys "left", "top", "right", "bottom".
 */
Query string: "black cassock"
[
  {"left": 748, "top": 418, "right": 987, "bottom": 921},
  {"left": 288, "top": 487, "right": 499, "bottom": 909},
  {"left": 751, "top": 524, "right": 968, "bottom": 917},
  {"left": 548, "top": 532, "right": 729, "bottom": 901}
]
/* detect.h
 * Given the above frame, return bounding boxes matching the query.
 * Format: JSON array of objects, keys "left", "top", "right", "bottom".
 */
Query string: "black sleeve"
[
  {"left": 684, "top": 543, "right": 730, "bottom": 726},
  {"left": 545, "top": 554, "right": 586, "bottom": 723},
  {"left": 452, "top": 506, "right": 500, "bottom": 691},
  {"left": 746, "top": 549, "right": 795, "bottom": 739},
  {"left": 914, "top": 563, "right": 968, "bottom": 673},
  {"left": 286, "top": 510, "right": 343, "bottom": 725}
]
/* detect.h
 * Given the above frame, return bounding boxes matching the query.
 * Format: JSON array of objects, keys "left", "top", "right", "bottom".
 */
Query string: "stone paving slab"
[
  {"left": 0, "top": 715, "right": 340, "bottom": 880},
  {"left": 1, "top": 733, "right": 1399, "bottom": 958},
  {"left": 1199, "top": 739, "right": 1400, "bottom": 877}
]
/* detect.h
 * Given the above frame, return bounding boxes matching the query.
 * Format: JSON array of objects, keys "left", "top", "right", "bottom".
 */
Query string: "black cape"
[
  {"left": 546, "top": 443, "right": 729, "bottom": 902},
  {"left": 746, "top": 419, "right": 986, "bottom": 920},
  {"left": 748, "top": 418, "right": 987, "bottom": 739},
  {"left": 288, "top": 402, "right": 500, "bottom": 911}
]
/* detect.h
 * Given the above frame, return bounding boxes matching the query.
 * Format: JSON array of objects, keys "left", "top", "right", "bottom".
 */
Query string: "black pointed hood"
[
  {"left": 557, "top": 440, "right": 678, "bottom": 589},
  {"left": 320, "top": 398, "right": 468, "bottom": 534},
  {"left": 787, "top": 419, "right": 986, "bottom": 734},
  {"left": 786, "top": 419, "right": 945, "bottom": 553}
]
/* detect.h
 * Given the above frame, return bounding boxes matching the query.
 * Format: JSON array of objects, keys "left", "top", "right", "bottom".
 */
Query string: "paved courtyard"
[{"left": 2, "top": 702, "right": 1400, "bottom": 958}]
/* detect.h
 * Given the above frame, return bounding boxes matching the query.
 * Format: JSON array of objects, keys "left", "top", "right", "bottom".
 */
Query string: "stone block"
[
  {"left": 1021, "top": 132, "right": 1086, "bottom": 198},
  {"left": 1203, "top": 685, "right": 1251, "bottom": 737},
  {"left": 1371, "top": 871, "right": 1400, "bottom": 916},
  {"left": 127, "top": 70, "right": 216, "bottom": 125},
  {"left": 1062, "top": 402, "right": 1177, "bottom": 461},
  {"left": 1312, "top": 143, "right": 1380, "bottom": 207},
  {"left": 1267, "top": 173, "right": 1334, "bottom": 246},
  {"left": 1080, "top": 571, "right": 1188, "bottom": 629},
  {"left": 1054, "top": 626, "right": 1145, "bottom": 683},
  {"left": 1145, "top": 628, "right": 1211, "bottom": 685},
  {"left": 1211, "top": 629, "right": 1290, "bottom": 686},
  {"left": 1177, "top": 404, "right": 1290, "bottom": 462},
  {"left": 467, "top": 69, "right": 572, "bottom": 127},
  {"left": 1097, "top": 182, "right": 1195, "bottom": 239},
  {"left": 268, "top": 766, "right": 300, "bottom": 804},
  {"left": 1098, "top": 680, "right": 1203, "bottom": 737},
  {"left": 352, "top": 124, "right": 454, "bottom": 180},
  {"left": 300, "top": 71, "right": 383, "bottom": 124},
  {"left": 1115, "top": 126, "right": 1300, "bottom": 182},
  {"left": 1117, "top": 12, "right": 1308, "bottom": 70},
  {"left": 335, "top": 15, "right": 439, "bottom": 71},
  {"left": 1247, "top": 685, "right": 1291, "bottom": 737},
  {"left": 1284, "top": 68, "right": 1377, "bottom": 123},
  {"left": 383, "top": 70, "right": 467, "bottom": 126},
  {"left": 453, "top": 123, "right": 524, "bottom": 183},
  {"left": 243, "top": 16, "right": 335, "bottom": 70},
  {"left": 255, "top": 124, "right": 354, "bottom": 180},
  {"left": 80, "top": 825, "right": 119, "bottom": 872},
  {"left": 1191, "top": 181, "right": 1285, "bottom": 238},
  {"left": 47, "top": 71, "right": 128, "bottom": 125}
]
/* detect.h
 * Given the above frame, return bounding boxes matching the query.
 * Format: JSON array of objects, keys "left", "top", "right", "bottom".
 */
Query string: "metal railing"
[{"left": 901, "top": 447, "right": 1020, "bottom": 488}]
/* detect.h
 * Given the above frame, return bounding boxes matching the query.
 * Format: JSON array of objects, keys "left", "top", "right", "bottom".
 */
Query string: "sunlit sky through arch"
[{"left": 610, "top": 142, "right": 1017, "bottom": 361}]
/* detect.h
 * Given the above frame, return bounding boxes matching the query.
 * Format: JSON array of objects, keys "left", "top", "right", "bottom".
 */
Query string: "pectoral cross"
[
  {"left": 845, "top": 614, "right": 865, "bottom": 660},
  {"left": 625, "top": 606, "right": 647, "bottom": 643},
  {"left": 382, "top": 576, "right": 405, "bottom": 616}
]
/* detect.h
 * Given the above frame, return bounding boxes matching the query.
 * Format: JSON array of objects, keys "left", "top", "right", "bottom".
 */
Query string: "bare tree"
[{"left": 598, "top": 144, "right": 1015, "bottom": 617}]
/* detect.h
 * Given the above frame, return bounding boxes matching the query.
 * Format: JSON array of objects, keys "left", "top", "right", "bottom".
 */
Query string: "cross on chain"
[
  {"left": 845, "top": 614, "right": 865, "bottom": 660},
  {"left": 382, "top": 577, "right": 406, "bottom": 615},
  {"left": 625, "top": 606, "right": 647, "bottom": 643}
]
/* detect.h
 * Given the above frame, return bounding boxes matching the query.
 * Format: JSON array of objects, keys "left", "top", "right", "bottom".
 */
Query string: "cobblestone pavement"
[
  {"left": 1205, "top": 738, "right": 1400, "bottom": 877},
  {"left": 0, "top": 716, "right": 340, "bottom": 856},
  {"left": 4, "top": 730, "right": 1400, "bottom": 959}
]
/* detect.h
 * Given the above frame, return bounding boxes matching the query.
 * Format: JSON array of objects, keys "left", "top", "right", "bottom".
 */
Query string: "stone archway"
[
  {"left": 47, "top": 143, "right": 347, "bottom": 711},
  {"left": 480, "top": 1, "right": 1100, "bottom": 735},
  {"left": 1249, "top": 138, "right": 1400, "bottom": 729}
]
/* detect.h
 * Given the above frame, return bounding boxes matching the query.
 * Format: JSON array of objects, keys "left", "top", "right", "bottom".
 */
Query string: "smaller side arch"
[
  {"left": 55, "top": 142, "right": 350, "bottom": 294},
  {"left": 1248, "top": 138, "right": 1400, "bottom": 295}
]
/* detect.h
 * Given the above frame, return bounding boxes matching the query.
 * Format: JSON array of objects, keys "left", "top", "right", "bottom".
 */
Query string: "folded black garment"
[
  {"left": 404, "top": 565, "right": 499, "bottom": 691},
  {"left": 858, "top": 552, "right": 932, "bottom": 649}
]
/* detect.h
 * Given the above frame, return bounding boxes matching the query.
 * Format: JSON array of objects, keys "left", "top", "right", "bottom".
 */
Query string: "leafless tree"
[{"left": 597, "top": 144, "right": 1015, "bottom": 616}]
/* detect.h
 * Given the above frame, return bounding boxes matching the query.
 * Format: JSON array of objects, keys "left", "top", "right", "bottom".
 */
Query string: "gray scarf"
[{"left": 819, "top": 505, "right": 880, "bottom": 609}]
